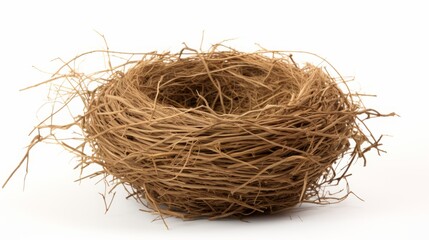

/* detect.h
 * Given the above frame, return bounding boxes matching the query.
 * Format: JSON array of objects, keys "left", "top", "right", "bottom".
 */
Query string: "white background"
[{"left": 0, "top": 0, "right": 428, "bottom": 239}]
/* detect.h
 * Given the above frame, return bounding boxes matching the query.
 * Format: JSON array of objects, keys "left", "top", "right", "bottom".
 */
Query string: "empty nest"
[{"left": 4, "top": 44, "right": 392, "bottom": 221}]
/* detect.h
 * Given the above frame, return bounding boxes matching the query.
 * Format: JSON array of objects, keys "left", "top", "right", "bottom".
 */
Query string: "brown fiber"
[{"left": 4, "top": 43, "right": 394, "bottom": 221}]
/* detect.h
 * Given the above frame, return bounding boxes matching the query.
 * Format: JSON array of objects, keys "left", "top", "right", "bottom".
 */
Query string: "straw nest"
[{"left": 5, "top": 44, "right": 392, "bottom": 221}]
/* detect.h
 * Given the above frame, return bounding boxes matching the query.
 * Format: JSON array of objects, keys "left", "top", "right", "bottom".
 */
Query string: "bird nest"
[{"left": 4, "top": 44, "right": 392, "bottom": 222}]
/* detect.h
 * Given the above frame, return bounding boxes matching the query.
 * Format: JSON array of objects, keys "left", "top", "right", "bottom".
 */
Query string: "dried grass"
[{"left": 3, "top": 43, "right": 394, "bottom": 222}]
